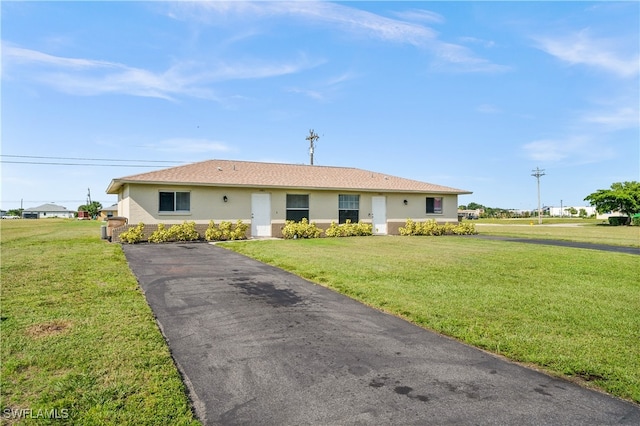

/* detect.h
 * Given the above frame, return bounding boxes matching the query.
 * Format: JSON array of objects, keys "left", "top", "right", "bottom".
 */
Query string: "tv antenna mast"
[
  {"left": 531, "top": 167, "right": 545, "bottom": 225},
  {"left": 306, "top": 129, "right": 319, "bottom": 165}
]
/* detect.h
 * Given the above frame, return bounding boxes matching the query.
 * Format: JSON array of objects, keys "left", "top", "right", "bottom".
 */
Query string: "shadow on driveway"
[{"left": 123, "top": 243, "right": 640, "bottom": 425}]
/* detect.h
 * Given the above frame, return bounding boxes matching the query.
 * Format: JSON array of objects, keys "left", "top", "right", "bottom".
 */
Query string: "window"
[
  {"left": 339, "top": 194, "right": 359, "bottom": 223},
  {"left": 159, "top": 191, "right": 190, "bottom": 212},
  {"left": 426, "top": 197, "right": 442, "bottom": 214},
  {"left": 286, "top": 194, "right": 309, "bottom": 222}
]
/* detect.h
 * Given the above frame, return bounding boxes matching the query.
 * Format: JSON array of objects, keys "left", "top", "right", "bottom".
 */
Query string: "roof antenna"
[{"left": 306, "top": 129, "right": 319, "bottom": 165}]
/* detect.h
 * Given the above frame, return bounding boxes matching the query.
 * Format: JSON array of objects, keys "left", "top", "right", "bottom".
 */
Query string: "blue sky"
[{"left": 2, "top": 1, "right": 638, "bottom": 212}]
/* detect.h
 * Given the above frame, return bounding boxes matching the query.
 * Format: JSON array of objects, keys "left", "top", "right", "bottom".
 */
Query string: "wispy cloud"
[
  {"left": 2, "top": 43, "right": 319, "bottom": 100},
  {"left": 582, "top": 106, "right": 639, "bottom": 130},
  {"left": 533, "top": 29, "right": 639, "bottom": 78},
  {"left": 392, "top": 9, "right": 445, "bottom": 25},
  {"left": 168, "top": 2, "right": 507, "bottom": 74},
  {"left": 522, "top": 136, "right": 615, "bottom": 164},
  {"left": 287, "top": 70, "right": 358, "bottom": 101},
  {"left": 477, "top": 104, "right": 501, "bottom": 114},
  {"left": 145, "top": 138, "right": 233, "bottom": 154}
]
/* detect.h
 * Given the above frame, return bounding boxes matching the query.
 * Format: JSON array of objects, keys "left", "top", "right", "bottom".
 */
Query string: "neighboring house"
[
  {"left": 458, "top": 209, "right": 482, "bottom": 220},
  {"left": 22, "top": 203, "right": 75, "bottom": 219},
  {"left": 106, "top": 159, "right": 472, "bottom": 238},
  {"left": 98, "top": 204, "right": 118, "bottom": 220},
  {"left": 547, "top": 206, "right": 598, "bottom": 218}
]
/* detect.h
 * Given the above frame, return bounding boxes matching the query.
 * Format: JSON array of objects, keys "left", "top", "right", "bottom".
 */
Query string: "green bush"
[
  {"left": 608, "top": 217, "right": 629, "bottom": 226},
  {"left": 452, "top": 222, "right": 477, "bottom": 235},
  {"left": 149, "top": 222, "right": 200, "bottom": 243},
  {"left": 205, "top": 220, "right": 248, "bottom": 241},
  {"left": 119, "top": 222, "right": 145, "bottom": 244},
  {"left": 148, "top": 223, "right": 170, "bottom": 243},
  {"left": 632, "top": 216, "right": 640, "bottom": 226},
  {"left": 281, "top": 218, "right": 322, "bottom": 239},
  {"left": 171, "top": 221, "right": 200, "bottom": 241},
  {"left": 325, "top": 220, "right": 372, "bottom": 237},
  {"left": 399, "top": 219, "right": 477, "bottom": 236}
]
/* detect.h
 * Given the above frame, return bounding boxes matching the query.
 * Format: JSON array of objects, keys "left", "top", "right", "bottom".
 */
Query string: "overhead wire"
[{"left": 0, "top": 155, "right": 187, "bottom": 167}]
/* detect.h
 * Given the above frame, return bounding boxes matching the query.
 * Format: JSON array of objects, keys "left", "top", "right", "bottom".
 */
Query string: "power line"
[
  {"left": 0, "top": 155, "right": 187, "bottom": 167},
  {"left": 1, "top": 154, "right": 182, "bottom": 163},
  {"left": 1, "top": 161, "right": 173, "bottom": 167}
]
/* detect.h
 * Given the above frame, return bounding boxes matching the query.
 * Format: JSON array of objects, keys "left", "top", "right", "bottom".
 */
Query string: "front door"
[
  {"left": 372, "top": 196, "right": 387, "bottom": 235},
  {"left": 251, "top": 193, "right": 271, "bottom": 237}
]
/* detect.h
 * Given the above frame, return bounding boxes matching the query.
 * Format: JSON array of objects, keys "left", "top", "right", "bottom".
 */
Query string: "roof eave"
[{"left": 107, "top": 179, "right": 472, "bottom": 195}]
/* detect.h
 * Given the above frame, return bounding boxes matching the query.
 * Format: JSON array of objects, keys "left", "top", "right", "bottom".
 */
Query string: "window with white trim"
[
  {"left": 426, "top": 197, "right": 442, "bottom": 214},
  {"left": 286, "top": 194, "right": 309, "bottom": 222},
  {"left": 159, "top": 191, "right": 190, "bottom": 212},
  {"left": 339, "top": 194, "right": 359, "bottom": 223}
]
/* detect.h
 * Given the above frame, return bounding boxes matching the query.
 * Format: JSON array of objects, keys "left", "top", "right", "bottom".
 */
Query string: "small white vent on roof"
[{"left": 217, "top": 167, "right": 222, "bottom": 171}]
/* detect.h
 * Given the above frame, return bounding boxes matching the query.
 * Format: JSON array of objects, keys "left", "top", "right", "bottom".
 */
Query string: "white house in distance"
[
  {"left": 22, "top": 203, "right": 75, "bottom": 219},
  {"left": 546, "top": 206, "right": 598, "bottom": 218},
  {"left": 106, "top": 159, "right": 471, "bottom": 238}
]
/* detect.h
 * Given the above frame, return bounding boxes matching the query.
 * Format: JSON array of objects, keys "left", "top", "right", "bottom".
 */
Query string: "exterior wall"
[
  {"left": 548, "top": 206, "right": 597, "bottom": 217},
  {"left": 117, "top": 183, "right": 460, "bottom": 237},
  {"left": 25, "top": 211, "right": 75, "bottom": 219}
]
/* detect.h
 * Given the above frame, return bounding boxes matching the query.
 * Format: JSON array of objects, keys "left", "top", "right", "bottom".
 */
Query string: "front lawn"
[
  {"left": 1, "top": 219, "right": 199, "bottom": 425},
  {"left": 475, "top": 222, "right": 640, "bottom": 247},
  {"left": 221, "top": 236, "right": 640, "bottom": 403}
]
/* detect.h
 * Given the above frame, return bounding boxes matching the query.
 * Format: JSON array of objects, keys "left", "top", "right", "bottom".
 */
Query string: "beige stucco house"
[{"left": 106, "top": 159, "right": 471, "bottom": 238}]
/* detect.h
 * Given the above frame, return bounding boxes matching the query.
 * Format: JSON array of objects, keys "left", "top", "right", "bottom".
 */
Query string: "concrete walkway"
[{"left": 123, "top": 243, "right": 640, "bottom": 425}]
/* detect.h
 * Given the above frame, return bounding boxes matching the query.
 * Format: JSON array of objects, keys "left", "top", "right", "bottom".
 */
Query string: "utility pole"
[
  {"left": 306, "top": 129, "right": 319, "bottom": 165},
  {"left": 531, "top": 167, "right": 545, "bottom": 225},
  {"left": 87, "top": 188, "right": 92, "bottom": 205}
]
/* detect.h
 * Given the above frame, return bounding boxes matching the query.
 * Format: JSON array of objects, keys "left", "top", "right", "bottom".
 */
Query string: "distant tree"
[
  {"left": 467, "top": 202, "right": 485, "bottom": 210},
  {"left": 579, "top": 208, "right": 587, "bottom": 218},
  {"left": 584, "top": 181, "right": 640, "bottom": 224},
  {"left": 458, "top": 205, "right": 467, "bottom": 210},
  {"left": 7, "top": 209, "right": 23, "bottom": 217},
  {"left": 77, "top": 201, "right": 103, "bottom": 219},
  {"left": 565, "top": 207, "right": 578, "bottom": 217}
]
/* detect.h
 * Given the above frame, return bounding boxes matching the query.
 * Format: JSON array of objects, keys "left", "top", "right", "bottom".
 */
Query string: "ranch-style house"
[{"left": 105, "top": 159, "right": 472, "bottom": 239}]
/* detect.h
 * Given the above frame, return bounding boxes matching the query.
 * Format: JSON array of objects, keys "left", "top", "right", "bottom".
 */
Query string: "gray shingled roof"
[
  {"left": 106, "top": 159, "right": 471, "bottom": 195},
  {"left": 23, "top": 203, "right": 73, "bottom": 212}
]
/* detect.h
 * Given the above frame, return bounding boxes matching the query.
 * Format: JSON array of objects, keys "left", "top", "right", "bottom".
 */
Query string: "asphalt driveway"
[{"left": 122, "top": 243, "right": 640, "bottom": 425}]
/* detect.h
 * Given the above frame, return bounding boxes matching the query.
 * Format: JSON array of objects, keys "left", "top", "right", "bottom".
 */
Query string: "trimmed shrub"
[
  {"left": 148, "top": 223, "right": 170, "bottom": 243},
  {"left": 399, "top": 219, "right": 477, "bottom": 236},
  {"left": 608, "top": 216, "right": 629, "bottom": 226},
  {"left": 325, "top": 220, "right": 373, "bottom": 237},
  {"left": 281, "top": 218, "right": 322, "bottom": 239},
  {"left": 170, "top": 221, "right": 200, "bottom": 241},
  {"left": 205, "top": 220, "right": 248, "bottom": 241},
  {"left": 149, "top": 222, "right": 200, "bottom": 243},
  {"left": 119, "top": 222, "right": 145, "bottom": 244}
]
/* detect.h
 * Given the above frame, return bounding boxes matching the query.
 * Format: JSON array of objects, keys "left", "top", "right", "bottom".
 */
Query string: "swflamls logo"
[{"left": 2, "top": 408, "right": 69, "bottom": 419}]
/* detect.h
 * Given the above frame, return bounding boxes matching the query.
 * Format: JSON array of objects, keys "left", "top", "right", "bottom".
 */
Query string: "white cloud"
[
  {"left": 533, "top": 29, "right": 639, "bottom": 78},
  {"left": 477, "top": 104, "right": 501, "bottom": 114},
  {"left": 146, "top": 138, "right": 233, "bottom": 154},
  {"left": 392, "top": 9, "right": 445, "bottom": 25},
  {"left": 522, "top": 136, "right": 614, "bottom": 164},
  {"left": 2, "top": 44, "right": 319, "bottom": 100},
  {"left": 168, "top": 2, "right": 507, "bottom": 73},
  {"left": 582, "top": 106, "right": 640, "bottom": 130},
  {"left": 459, "top": 36, "right": 496, "bottom": 49}
]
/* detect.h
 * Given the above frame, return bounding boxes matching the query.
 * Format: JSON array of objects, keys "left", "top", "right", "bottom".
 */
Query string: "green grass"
[
  {"left": 221, "top": 236, "right": 640, "bottom": 403},
  {"left": 1, "top": 220, "right": 200, "bottom": 425},
  {"left": 470, "top": 217, "right": 602, "bottom": 225},
  {"left": 472, "top": 222, "right": 640, "bottom": 247}
]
